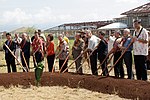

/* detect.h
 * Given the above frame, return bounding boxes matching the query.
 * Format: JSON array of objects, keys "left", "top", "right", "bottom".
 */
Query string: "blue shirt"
[{"left": 123, "top": 37, "right": 133, "bottom": 51}]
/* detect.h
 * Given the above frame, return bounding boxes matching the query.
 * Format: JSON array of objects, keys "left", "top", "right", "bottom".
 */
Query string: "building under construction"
[
  {"left": 45, "top": 2, "right": 150, "bottom": 35},
  {"left": 115, "top": 2, "right": 150, "bottom": 29},
  {"left": 44, "top": 21, "right": 113, "bottom": 36}
]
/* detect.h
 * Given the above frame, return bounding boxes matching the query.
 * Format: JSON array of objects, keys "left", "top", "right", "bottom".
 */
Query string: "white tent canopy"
[{"left": 98, "top": 22, "right": 128, "bottom": 30}]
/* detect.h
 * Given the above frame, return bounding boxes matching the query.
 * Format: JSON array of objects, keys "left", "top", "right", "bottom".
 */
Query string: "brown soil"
[{"left": 0, "top": 72, "right": 150, "bottom": 100}]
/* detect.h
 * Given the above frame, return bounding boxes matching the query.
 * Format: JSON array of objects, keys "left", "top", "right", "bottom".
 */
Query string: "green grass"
[{"left": 0, "top": 39, "right": 6, "bottom": 51}]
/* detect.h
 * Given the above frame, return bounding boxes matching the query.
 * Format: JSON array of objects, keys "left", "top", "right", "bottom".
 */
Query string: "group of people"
[
  {"left": 2, "top": 29, "right": 70, "bottom": 84},
  {"left": 68, "top": 19, "right": 149, "bottom": 81},
  {"left": 3, "top": 32, "right": 30, "bottom": 73},
  {"left": 82, "top": 19, "right": 149, "bottom": 81},
  {"left": 3, "top": 19, "right": 149, "bottom": 82}
]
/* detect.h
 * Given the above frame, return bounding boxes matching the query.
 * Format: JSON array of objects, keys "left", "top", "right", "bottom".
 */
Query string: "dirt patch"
[{"left": 0, "top": 72, "right": 150, "bottom": 99}]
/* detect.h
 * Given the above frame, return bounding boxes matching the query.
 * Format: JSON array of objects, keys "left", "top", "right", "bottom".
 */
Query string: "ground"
[
  {"left": 0, "top": 72, "right": 150, "bottom": 99},
  {"left": 0, "top": 86, "right": 125, "bottom": 100}
]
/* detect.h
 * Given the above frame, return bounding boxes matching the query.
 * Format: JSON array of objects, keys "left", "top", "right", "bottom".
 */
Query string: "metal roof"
[
  {"left": 98, "top": 22, "right": 127, "bottom": 30},
  {"left": 62, "top": 21, "right": 113, "bottom": 27},
  {"left": 45, "top": 21, "right": 113, "bottom": 31},
  {"left": 121, "top": 2, "right": 150, "bottom": 15}
]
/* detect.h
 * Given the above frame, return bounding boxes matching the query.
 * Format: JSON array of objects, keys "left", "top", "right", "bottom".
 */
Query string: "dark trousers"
[
  {"left": 75, "top": 57, "right": 82, "bottom": 74},
  {"left": 146, "top": 60, "right": 150, "bottom": 70},
  {"left": 134, "top": 55, "right": 147, "bottom": 81},
  {"left": 34, "top": 51, "right": 43, "bottom": 67},
  {"left": 114, "top": 51, "right": 124, "bottom": 78},
  {"left": 123, "top": 51, "right": 133, "bottom": 79},
  {"left": 21, "top": 55, "right": 30, "bottom": 72},
  {"left": 59, "top": 59, "right": 68, "bottom": 73},
  {"left": 90, "top": 50, "right": 98, "bottom": 75},
  {"left": 99, "top": 54, "right": 108, "bottom": 76},
  {"left": 47, "top": 54, "right": 55, "bottom": 72},
  {"left": 6, "top": 58, "right": 16, "bottom": 73}
]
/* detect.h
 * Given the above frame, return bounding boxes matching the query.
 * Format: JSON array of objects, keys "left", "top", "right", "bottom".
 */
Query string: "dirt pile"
[{"left": 0, "top": 72, "right": 149, "bottom": 99}]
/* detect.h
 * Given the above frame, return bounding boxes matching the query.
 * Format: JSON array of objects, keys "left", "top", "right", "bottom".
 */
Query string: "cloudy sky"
[{"left": 0, "top": 0, "right": 149, "bottom": 32}]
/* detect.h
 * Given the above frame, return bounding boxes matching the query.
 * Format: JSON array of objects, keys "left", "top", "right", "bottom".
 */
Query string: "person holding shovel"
[
  {"left": 46, "top": 33, "right": 55, "bottom": 72},
  {"left": 72, "top": 32, "right": 84, "bottom": 74},
  {"left": 97, "top": 31, "right": 109, "bottom": 76},
  {"left": 120, "top": 29, "right": 133, "bottom": 79},
  {"left": 20, "top": 33, "right": 30, "bottom": 72},
  {"left": 86, "top": 30, "right": 100, "bottom": 75},
  {"left": 110, "top": 30, "right": 124, "bottom": 78},
  {"left": 32, "top": 31, "right": 44, "bottom": 86},
  {"left": 3, "top": 33, "right": 17, "bottom": 73},
  {"left": 56, "top": 34, "right": 69, "bottom": 73}
]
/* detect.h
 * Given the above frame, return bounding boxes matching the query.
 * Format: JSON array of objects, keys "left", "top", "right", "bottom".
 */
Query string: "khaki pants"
[{"left": 15, "top": 48, "right": 21, "bottom": 63}]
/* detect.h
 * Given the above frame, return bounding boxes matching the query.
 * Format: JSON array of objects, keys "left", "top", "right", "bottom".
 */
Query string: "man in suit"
[
  {"left": 72, "top": 33, "right": 85, "bottom": 74},
  {"left": 97, "top": 31, "right": 108, "bottom": 76},
  {"left": 3, "top": 33, "right": 17, "bottom": 73},
  {"left": 20, "top": 33, "right": 30, "bottom": 72}
]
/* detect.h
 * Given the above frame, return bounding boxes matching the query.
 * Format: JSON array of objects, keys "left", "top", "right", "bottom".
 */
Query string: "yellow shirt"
[{"left": 64, "top": 36, "right": 69, "bottom": 44}]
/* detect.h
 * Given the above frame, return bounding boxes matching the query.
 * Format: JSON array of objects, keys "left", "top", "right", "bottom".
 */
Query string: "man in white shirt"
[
  {"left": 108, "top": 32, "right": 116, "bottom": 52},
  {"left": 86, "top": 30, "right": 100, "bottom": 75},
  {"left": 132, "top": 19, "right": 148, "bottom": 81},
  {"left": 14, "top": 33, "right": 22, "bottom": 64},
  {"left": 108, "top": 32, "right": 116, "bottom": 67}
]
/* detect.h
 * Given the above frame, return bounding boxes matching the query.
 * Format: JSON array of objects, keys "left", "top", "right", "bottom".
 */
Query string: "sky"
[{"left": 0, "top": 0, "right": 149, "bottom": 32}]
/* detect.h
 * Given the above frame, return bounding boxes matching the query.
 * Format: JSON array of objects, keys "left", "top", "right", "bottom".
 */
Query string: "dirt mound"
[{"left": 0, "top": 72, "right": 150, "bottom": 99}]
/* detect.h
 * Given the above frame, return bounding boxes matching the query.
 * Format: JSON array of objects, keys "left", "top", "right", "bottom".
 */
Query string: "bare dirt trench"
[{"left": 0, "top": 72, "right": 150, "bottom": 100}]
